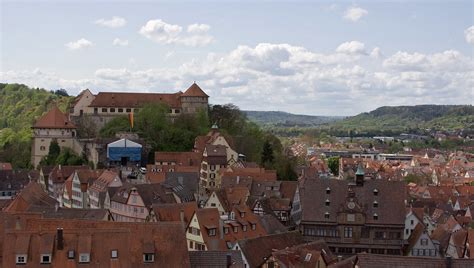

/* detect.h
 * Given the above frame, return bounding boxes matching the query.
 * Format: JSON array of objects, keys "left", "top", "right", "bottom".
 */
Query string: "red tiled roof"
[
  {"left": 89, "top": 92, "right": 182, "bottom": 108},
  {"left": 33, "top": 106, "right": 76, "bottom": 129},
  {"left": 182, "top": 83, "right": 209, "bottom": 97}
]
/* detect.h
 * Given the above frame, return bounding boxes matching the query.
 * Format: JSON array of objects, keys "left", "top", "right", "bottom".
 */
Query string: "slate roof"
[
  {"left": 300, "top": 177, "right": 406, "bottom": 226},
  {"left": 189, "top": 251, "right": 243, "bottom": 268},
  {"left": 33, "top": 106, "right": 76, "bottom": 129},
  {"left": 163, "top": 172, "right": 199, "bottom": 202}
]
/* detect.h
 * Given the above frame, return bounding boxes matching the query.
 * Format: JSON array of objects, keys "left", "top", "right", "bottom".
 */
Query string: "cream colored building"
[{"left": 31, "top": 106, "right": 82, "bottom": 168}]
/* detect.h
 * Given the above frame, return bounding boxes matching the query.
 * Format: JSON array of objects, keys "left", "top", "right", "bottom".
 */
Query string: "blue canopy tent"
[{"left": 107, "top": 138, "right": 142, "bottom": 164}]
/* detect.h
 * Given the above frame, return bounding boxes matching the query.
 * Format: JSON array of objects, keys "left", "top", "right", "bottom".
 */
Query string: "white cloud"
[
  {"left": 65, "top": 38, "right": 93, "bottom": 50},
  {"left": 2, "top": 43, "right": 472, "bottom": 115},
  {"left": 344, "top": 7, "right": 368, "bottom": 22},
  {"left": 336, "top": 41, "right": 366, "bottom": 55},
  {"left": 465, "top": 25, "right": 474, "bottom": 45},
  {"left": 139, "top": 19, "right": 214, "bottom": 46},
  {"left": 370, "top": 47, "right": 383, "bottom": 59},
  {"left": 113, "top": 38, "right": 129, "bottom": 47},
  {"left": 94, "top": 16, "right": 127, "bottom": 28}
]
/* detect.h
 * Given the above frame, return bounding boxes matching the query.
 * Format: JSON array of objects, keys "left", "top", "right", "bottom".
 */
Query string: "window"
[
  {"left": 143, "top": 253, "right": 155, "bottom": 263},
  {"left": 94, "top": 108, "right": 98, "bottom": 114},
  {"left": 421, "top": 238, "right": 428, "bottom": 246},
  {"left": 371, "top": 248, "right": 385, "bottom": 254},
  {"left": 41, "top": 254, "right": 51, "bottom": 264},
  {"left": 361, "top": 227, "right": 370, "bottom": 238},
  {"left": 208, "top": 228, "right": 216, "bottom": 236},
  {"left": 324, "top": 212, "right": 330, "bottom": 219},
  {"left": 373, "top": 213, "right": 378, "bottom": 220},
  {"left": 102, "top": 108, "right": 107, "bottom": 113},
  {"left": 111, "top": 250, "right": 118, "bottom": 258},
  {"left": 175, "top": 109, "right": 180, "bottom": 114},
  {"left": 210, "top": 203, "right": 216, "bottom": 207},
  {"left": 344, "top": 227, "right": 353, "bottom": 238},
  {"left": 251, "top": 223, "right": 256, "bottom": 230},
  {"left": 110, "top": 108, "right": 116, "bottom": 112},
  {"left": 224, "top": 227, "right": 229, "bottom": 234},
  {"left": 16, "top": 254, "right": 27, "bottom": 264},
  {"left": 79, "top": 253, "right": 90, "bottom": 263},
  {"left": 373, "top": 201, "right": 378, "bottom": 208},
  {"left": 233, "top": 226, "right": 238, "bottom": 233},
  {"left": 126, "top": 108, "right": 131, "bottom": 113},
  {"left": 240, "top": 212, "right": 245, "bottom": 218},
  {"left": 411, "top": 220, "right": 414, "bottom": 225},
  {"left": 389, "top": 232, "right": 401, "bottom": 239},
  {"left": 375, "top": 231, "right": 385, "bottom": 239},
  {"left": 243, "top": 225, "right": 247, "bottom": 232},
  {"left": 189, "top": 241, "right": 194, "bottom": 249},
  {"left": 118, "top": 108, "right": 123, "bottom": 113},
  {"left": 40, "top": 146, "right": 46, "bottom": 151},
  {"left": 67, "top": 250, "right": 75, "bottom": 259}
]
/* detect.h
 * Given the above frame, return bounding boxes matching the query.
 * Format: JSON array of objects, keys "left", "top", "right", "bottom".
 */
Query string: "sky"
[{"left": 1, "top": 0, "right": 473, "bottom": 116}]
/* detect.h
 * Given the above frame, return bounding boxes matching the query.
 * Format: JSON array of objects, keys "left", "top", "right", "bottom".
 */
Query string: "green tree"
[
  {"left": 261, "top": 140, "right": 274, "bottom": 168},
  {"left": 327, "top": 156, "right": 340, "bottom": 176}
]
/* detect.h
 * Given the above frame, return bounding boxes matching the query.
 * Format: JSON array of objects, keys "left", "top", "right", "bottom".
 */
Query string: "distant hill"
[
  {"left": 244, "top": 110, "right": 344, "bottom": 128},
  {"left": 330, "top": 105, "right": 474, "bottom": 132}
]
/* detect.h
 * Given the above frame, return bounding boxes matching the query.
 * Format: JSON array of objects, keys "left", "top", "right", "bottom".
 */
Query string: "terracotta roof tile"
[
  {"left": 33, "top": 106, "right": 76, "bottom": 129},
  {"left": 89, "top": 92, "right": 182, "bottom": 108},
  {"left": 182, "top": 83, "right": 209, "bottom": 97}
]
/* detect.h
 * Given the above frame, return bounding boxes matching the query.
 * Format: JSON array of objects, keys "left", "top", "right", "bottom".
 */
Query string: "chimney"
[
  {"left": 55, "top": 202, "right": 59, "bottom": 212},
  {"left": 59, "top": 164, "right": 62, "bottom": 170},
  {"left": 337, "top": 255, "right": 343, "bottom": 262},
  {"left": 180, "top": 209, "right": 185, "bottom": 229},
  {"left": 219, "top": 218, "right": 224, "bottom": 240},
  {"left": 446, "top": 256, "right": 452, "bottom": 268},
  {"left": 226, "top": 253, "right": 232, "bottom": 268},
  {"left": 236, "top": 176, "right": 240, "bottom": 185},
  {"left": 57, "top": 228, "right": 64, "bottom": 250}
]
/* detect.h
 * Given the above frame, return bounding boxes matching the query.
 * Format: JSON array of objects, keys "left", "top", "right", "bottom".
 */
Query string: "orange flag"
[{"left": 129, "top": 112, "right": 134, "bottom": 129}]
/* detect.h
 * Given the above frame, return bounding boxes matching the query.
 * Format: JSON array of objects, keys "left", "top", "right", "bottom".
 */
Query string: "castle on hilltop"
[
  {"left": 69, "top": 82, "right": 209, "bottom": 129},
  {"left": 31, "top": 83, "right": 209, "bottom": 168}
]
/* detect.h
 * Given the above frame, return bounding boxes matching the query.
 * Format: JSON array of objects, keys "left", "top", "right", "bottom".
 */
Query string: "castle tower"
[
  {"left": 31, "top": 106, "right": 78, "bottom": 168},
  {"left": 180, "top": 82, "right": 209, "bottom": 114}
]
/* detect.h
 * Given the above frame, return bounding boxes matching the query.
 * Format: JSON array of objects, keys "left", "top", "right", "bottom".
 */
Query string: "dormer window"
[
  {"left": 16, "top": 254, "right": 27, "bottom": 264},
  {"left": 251, "top": 223, "right": 256, "bottom": 230},
  {"left": 373, "top": 201, "right": 378, "bottom": 208},
  {"left": 373, "top": 213, "right": 378, "bottom": 220},
  {"left": 324, "top": 212, "right": 330, "bottom": 219},
  {"left": 326, "top": 187, "right": 331, "bottom": 194},
  {"left": 111, "top": 250, "right": 118, "bottom": 259},
  {"left": 143, "top": 253, "right": 155, "bottom": 263},
  {"left": 79, "top": 253, "right": 90, "bottom": 263},
  {"left": 41, "top": 254, "right": 52, "bottom": 264},
  {"left": 373, "top": 189, "right": 379, "bottom": 196},
  {"left": 208, "top": 228, "right": 216, "bottom": 236},
  {"left": 243, "top": 225, "right": 247, "bottom": 232},
  {"left": 233, "top": 226, "right": 238, "bottom": 233},
  {"left": 240, "top": 212, "right": 245, "bottom": 218},
  {"left": 325, "top": 199, "right": 330, "bottom": 206},
  {"left": 224, "top": 227, "right": 229, "bottom": 234},
  {"left": 67, "top": 250, "right": 75, "bottom": 259}
]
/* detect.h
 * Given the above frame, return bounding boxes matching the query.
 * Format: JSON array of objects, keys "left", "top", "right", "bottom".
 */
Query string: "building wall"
[
  {"left": 181, "top": 96, "right": 208, "bottom": 114},
  {"left": 110, "top": 192, "right": 148, "bottom": 222},
  {"left": 405, "top": 213, "right": 420, "bottom": 239},
  {"left": 408, "top": 233, "right": 439, "bottom": 257},
  {"left": 31, "top": 128, "right": 78, "bottom": 168},
  {"left": 70, "top": 89, "right": 95, "bottom": 117},
  {"left": 204, "top": 192, "right": 226, "bottom": 215},
  {"left": 186, "top": 213, "right": 206, "bottom": 251}
]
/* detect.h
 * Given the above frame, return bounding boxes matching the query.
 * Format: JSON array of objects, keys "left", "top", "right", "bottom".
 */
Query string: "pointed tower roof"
[
  {"left": 182, "top": 82, "right": 209, "bottom": 97},
  {"left": 33, "top": 106, "right": 76, "bottom": 129},
  {"left": 355, "top": 163, "right": 365, "bottom": 176}
]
